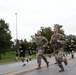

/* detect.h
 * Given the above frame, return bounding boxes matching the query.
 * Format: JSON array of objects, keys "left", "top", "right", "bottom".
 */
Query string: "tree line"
[{"left": 0, "top": 19, "right": 76, "bottom": 59}]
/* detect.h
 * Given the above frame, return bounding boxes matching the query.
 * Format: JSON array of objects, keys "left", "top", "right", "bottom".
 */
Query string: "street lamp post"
[{"left": 15, "top": 13, "right": 18, "bottom": 40}]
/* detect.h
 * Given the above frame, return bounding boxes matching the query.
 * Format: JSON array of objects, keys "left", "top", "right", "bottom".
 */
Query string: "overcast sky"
[{"left": 0, "top": 0, "right": 76, "bottom": 41}]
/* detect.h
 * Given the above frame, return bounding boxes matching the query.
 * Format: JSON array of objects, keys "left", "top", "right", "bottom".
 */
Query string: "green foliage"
[
  {"left": 40, "top": 27, "right": 53, "bottom": 41},
  {"left": 24, "top": 39, "right": 31, "bottom": 49},
  {"left": 66, "top": 34, "right": 76, "bottom": 42},
  {"left": 0, "top": 19, "right": 12, "bottom": 59}
]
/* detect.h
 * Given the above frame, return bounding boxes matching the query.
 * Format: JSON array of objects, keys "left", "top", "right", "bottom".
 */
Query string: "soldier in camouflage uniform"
[
  {"left": 33, "top": 31, "right": 49, "bottom": 70},
  {"left": 50, "top": 25, "right": 68, "bottom": 72}
]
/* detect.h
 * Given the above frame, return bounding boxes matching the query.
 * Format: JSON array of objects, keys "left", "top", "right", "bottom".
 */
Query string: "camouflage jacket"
[
  {"left": 51, "top": 33, "right": 65, "bottom": 50},
  {"left": 34, "top": 36, "right": 48, "bottom": 50}
]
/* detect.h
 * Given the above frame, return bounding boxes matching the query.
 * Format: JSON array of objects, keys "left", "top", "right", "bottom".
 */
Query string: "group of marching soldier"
[{"left": 15, "top": 25, "right": 76, "bottom": 72}]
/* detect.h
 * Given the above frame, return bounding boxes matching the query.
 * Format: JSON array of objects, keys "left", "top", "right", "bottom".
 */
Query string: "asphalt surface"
[
  {"left": 0, "top": 53, "right": 76, "bottom": 75},
  {"left": 19, "top": 58, "right": 76, "bottom": 75}
]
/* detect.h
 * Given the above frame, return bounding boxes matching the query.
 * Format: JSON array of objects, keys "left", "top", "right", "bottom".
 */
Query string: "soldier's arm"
[
  {"left": 42, "top": 37, "right": 48, "bottom": 47},
  {"left": 31, "top": 38, "right": 36, "bottom": 45},
  {"left": 57, "top": 34, "right": 65, "bottom": 44},
  {"left": 50, "top": 36, "right": 52, "bottom": 44}
]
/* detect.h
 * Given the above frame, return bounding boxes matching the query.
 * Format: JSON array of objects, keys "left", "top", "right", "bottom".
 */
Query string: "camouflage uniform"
[
  {"left": 51, "top": 33, "right": 67, "bottom": 71},
  {"left": 34, "top": 36, "right": 49, "bottom": 69}
]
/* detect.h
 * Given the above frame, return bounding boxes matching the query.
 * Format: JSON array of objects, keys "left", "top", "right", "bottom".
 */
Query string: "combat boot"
[
  {"left": 36, "top": 65, "right": 41, "bottom": 70},
  {"left": 59, "top": 65, "right": 64, "bottom": 72},
  {"left": 29, "top": 58, "right": 31, "bottom": 61},
  {"left": 59, "top": 68, "right": 64, "bottom": 72}
]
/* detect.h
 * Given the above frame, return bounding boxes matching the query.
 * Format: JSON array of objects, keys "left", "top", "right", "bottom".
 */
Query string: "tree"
[
  {"left": 24, "top": 39, "right": 31, "bottom": 49},
  {"left": 0, "top": 19, "right": 12, "bottom": 59},
  {"left": 11, "top": 39, "right": 19, "bottom": 51},
  {"left": 40, "top": 27, "right": 53, "bottom": 41},
  {"left": 66, "top": 34, "right": 76, "bottom": 42}
]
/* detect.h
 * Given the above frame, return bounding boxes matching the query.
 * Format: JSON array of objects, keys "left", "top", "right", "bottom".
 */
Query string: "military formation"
[{"left": 15, "top": 25, "right": 76, "bottom": 72}]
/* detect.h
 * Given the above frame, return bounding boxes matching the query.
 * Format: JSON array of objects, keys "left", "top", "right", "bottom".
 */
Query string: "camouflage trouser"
[
  {"left": 54, "top": 48, "right": 64, "bottom": 67},
  {"left": 36, "top": 49, "right": 48, "bottom": 66}
]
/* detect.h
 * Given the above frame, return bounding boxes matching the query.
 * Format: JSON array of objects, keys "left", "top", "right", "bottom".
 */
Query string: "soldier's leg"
[
  {"left": 54, "top": 53, "right": 58, "bottom": 64},
  {"left": 40, "top": 54, "right": 49, "bottom": 67},
  {"left": 36, "top": 52, "right": 41, "bottom": 70},
  {"left": 63, "top": 56, "right": 68, "bottom": 65},
  {"left": 59, "top": 48, "right": 68, "bottom": 65},
  {"left": 57, "top": 50, "right": 64, "bottom": 72},
  {"left": 57, "top": 60, "right": 64, "bottom": 72}
]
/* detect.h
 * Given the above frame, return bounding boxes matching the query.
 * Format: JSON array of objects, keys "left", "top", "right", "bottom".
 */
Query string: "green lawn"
[
  {"left": 0, "top": 51, "right": 36, "bottom": 65},
  {"left": 0, "top": 51, "right": 52, "bottom": 65}
]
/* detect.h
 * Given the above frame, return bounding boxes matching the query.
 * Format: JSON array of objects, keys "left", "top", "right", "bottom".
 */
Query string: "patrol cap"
[
  {"left": 37, "top": 30, "right": 41, "bottom": 33},
  {"left": 54, "top": 25, "right": 58, "bottom": 28}
]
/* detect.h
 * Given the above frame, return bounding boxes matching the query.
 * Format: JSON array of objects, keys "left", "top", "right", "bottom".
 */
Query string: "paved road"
[
  {"left": 0, "top": 53, "right": 76, "bottom": 75},
  {"left": 19, "top": 58, "right": 76, "bottom": 75}
]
